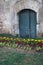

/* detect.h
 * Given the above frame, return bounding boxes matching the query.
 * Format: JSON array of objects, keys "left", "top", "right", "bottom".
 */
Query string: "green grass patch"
[{"left": 0, "top": 47, "right": 43, "bottom": 65}]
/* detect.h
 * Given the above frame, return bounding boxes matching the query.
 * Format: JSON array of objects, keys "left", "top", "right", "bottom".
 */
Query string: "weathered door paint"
[
  {"left": 18, "top": 9, "right": 37, "bottom": 38},
  {"left": 30, "top": 10, "right": 37, "bottom": 38}
]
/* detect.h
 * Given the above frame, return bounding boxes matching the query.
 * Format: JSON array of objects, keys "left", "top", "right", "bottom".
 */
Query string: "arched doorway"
[{"left": 18, "top": 9, "right": 37, "bottom": 38}]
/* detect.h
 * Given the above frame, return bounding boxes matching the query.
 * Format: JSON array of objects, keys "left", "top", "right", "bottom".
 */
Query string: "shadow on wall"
[{"left": 37, "top": 33, "right": 43, "bottom": 38}]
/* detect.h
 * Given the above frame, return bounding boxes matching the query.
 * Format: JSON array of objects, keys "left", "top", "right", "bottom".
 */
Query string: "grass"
[{"left": 0, "top": 47, "right": 43, "bottom": 65}]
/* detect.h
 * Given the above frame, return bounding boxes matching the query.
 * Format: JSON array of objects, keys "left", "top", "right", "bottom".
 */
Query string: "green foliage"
[
  {"left": 0, "top": 33, "right": 15, "bottom": 38},
  {"left": 23, "top": 45, "right": 32, "bottom": 51},
  {"left": 35, "top": 46, "right": 42, "bottom": 51},
  {"left": 0, "top": 42, "right": 3, "bottom": 47},
  {"left": 23, "top": 46, "right": 27, "bottom": 50},
  {"left": 13, "top": 43, "right": 18, "bottom": 48},
  {"left": 0, "top": 47, "right": 43, "bottom": 65},
  {"left": 26, "top": 46, "right": 32, "bottom": 51},
  {"left": 5, "top": 43, "right": 10, "bottom": 47}
]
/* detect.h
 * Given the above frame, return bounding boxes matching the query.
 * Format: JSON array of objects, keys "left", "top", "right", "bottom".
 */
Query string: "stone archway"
[
  {"left": 18, "top": 9, "right": 37, "bottom": 38},
  {"left": 13, "top": 0, "right": 41, "bottom": 36}
]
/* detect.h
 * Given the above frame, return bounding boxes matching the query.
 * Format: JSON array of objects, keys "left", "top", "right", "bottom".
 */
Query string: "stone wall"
[
  {"left": 38, "top": 5, "right": 43, "bottom": 37},
  {"left": 0, "top": 0, "right": 43, "bottom": 37}
]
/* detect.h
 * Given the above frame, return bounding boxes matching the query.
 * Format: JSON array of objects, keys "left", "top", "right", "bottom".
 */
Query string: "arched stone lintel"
[{"left": 14, "top": 0, "right": 40, "bottom": 13}]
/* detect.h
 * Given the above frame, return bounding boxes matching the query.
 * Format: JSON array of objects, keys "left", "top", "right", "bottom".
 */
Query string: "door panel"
[
  {"left": 30, "top": 11, "right": 36, "bottom": 38},
  {"left": 19, "top": 10, "right": 30, "bottom": 37}
]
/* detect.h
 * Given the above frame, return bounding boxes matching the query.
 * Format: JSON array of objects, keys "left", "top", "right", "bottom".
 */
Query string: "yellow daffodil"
[
  {"left": 31, "top": 39, "right": 34, "bottom": 41},
  {"left": 41, "top": 40, "right": 43, "bottom": 44},
  {"left": 3, "top": 37, "right": 6, "bottom": 39},
  {"left": 11, "top": 38, "right": 13, "bottom": 40},
  {"left": 42, "top": 40, "right": 43, "bottom": 42},
  {"left": 27, "top": 39, "right": 30, "bottom": 41},
  {"left": 23, "top": 39, "right": 25, "bottom": 41},
  {"left": 38, "top": 40, "right": 41, "bottom": 42},
  {"left": 35, "top": 40, "right": 38, "bottom": 42}
]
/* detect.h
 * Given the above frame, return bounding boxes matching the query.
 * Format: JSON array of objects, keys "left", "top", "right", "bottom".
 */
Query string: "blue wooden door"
[{"left": 18, "top": 9, "right": 36, "bottom": 38}]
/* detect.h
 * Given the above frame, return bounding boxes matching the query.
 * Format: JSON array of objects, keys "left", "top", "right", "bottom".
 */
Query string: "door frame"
[{"left": 18, "top": 9, "right": 37, "bottom": 38}]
